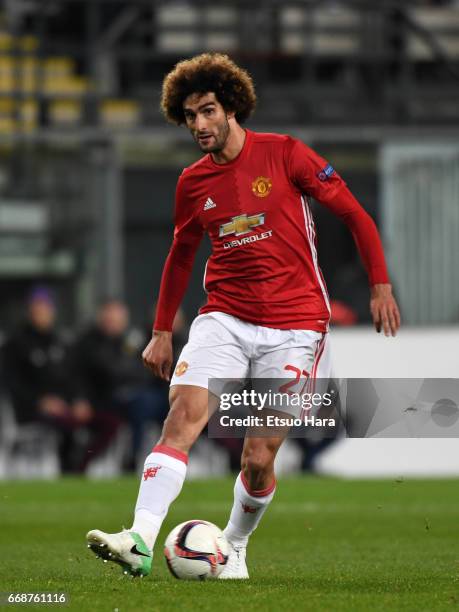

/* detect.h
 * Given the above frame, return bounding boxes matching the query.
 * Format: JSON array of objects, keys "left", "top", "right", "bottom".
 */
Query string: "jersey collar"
[{"left": 207, "top": 129, "right": 252, "bottom": 169}]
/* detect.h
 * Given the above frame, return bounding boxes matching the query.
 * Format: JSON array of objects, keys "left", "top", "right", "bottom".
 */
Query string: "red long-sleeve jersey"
[{"left": 154, "top": 130, "right": 389, "bottom": 332}]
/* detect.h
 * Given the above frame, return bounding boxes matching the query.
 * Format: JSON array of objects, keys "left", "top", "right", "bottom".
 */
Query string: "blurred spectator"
[
  {"left": 73, "top": 299, "right": 170, "bottom": 470},
  {"left": 2, "top": 287, "right": 120, "bottom": 473},
  {"left": 330, "top": 300, "right": 358, "bottom": 326}
]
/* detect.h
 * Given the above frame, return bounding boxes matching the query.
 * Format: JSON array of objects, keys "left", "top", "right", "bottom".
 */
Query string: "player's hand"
[
  {"left": 370, "top": 284, "right": 401, "bottom": 337},
  {"left": 142, "top": 331, "right": 173, "bottom": 381}
]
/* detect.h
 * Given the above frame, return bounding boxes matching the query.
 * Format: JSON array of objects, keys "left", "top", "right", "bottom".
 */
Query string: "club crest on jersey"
[
  {"left": 175, "top": 361, "right": 189, "bottom": 376},
  {"left": 317, "top": 164, "right": 335, "bottom": 182},
  {"left": 219, "top": 213, "right": 265, "bottom": 237},
  {"left": 252, "top": 176, "right": 272, "bottom": 198}
]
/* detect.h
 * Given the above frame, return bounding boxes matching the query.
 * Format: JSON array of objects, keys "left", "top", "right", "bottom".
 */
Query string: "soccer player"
[{"left": 86, "top": 53, "right": 400, "bottom": 578}]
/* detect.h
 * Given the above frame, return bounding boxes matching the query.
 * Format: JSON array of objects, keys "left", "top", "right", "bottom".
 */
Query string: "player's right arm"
[{"left": 142, "top": 173, "right": 203, "bottom": 380}]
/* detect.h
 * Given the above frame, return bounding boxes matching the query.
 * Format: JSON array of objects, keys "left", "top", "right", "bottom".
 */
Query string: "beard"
[{"left": 194, "top": 116, "right": 230, "bottom": 153}]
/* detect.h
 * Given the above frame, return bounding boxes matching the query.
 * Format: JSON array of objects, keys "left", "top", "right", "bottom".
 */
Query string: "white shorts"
[{"left": 170, "top": 312, "right": 332, "bottom": 394}]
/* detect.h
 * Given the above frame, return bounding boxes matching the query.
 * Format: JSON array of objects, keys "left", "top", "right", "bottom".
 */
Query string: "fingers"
[
  {"left": 372, "top": 300, "right": 401, "bottom": 337},
  {"left": 160, "top": 363, "right": 172, "bottom": 382},
  {"left": 380, "top": 308, "right": 390, "bottom": 337},
  {"left": 371, "top": 303, "right": 381, "bottom": 333},
  {"left": 142, "top": 354, "right": 159, "bottom": 377},
  {"left": 387, "top": 308, "right": 397, "bottom": 336},
  {"left": 386, "top": 299, "right": 401, "bottom": 336},
  {"left": 393, "top": 302, "right": 401, "bottom": 329},
  {"left": 373, "top": 309, "right": 381, "bottom": 333},
  {"left": 142, "top": 350, "right": 171, "bottom": 381},
  {"left": 141, "top": 349, "right": 155, "bottom": 375},
  {"left": 388, "top": 303, "right": 401, "bottom": 336},
  {"left": 371, "top": 302, "right": 388, "bottom": 335},
  {"left": 160, "top": 359, "right": 172, "bottom": 382}
]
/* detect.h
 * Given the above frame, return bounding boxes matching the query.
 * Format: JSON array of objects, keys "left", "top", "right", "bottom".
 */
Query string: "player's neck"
[{"left": 211, "top": 123, "right": 246, "bottom": 165}]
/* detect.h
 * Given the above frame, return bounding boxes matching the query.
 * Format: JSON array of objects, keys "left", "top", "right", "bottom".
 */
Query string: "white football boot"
[
  {"left": 219, "top": 542, "right": 249, "bottom": 579},
  {"left": 86, "top": 529, "right": 152, "bottom": 577}
]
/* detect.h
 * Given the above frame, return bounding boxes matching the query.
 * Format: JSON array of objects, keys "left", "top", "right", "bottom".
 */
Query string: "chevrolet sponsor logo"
[
  {"left": 219, "top": 213, "right": 265, "bottom": 238},
  {"left": 223, "top": 230, "right": 273, "bottom": 249}
]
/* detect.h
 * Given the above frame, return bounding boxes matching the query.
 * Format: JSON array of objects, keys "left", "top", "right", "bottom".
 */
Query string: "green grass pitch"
[{"left": 1, "top": 476, "right": 458, "bottom": 611}]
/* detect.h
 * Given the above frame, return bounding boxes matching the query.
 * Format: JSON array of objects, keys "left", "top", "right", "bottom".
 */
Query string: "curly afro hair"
[{"left": 161, "top": 53, "right": 257, "bottom": 125}]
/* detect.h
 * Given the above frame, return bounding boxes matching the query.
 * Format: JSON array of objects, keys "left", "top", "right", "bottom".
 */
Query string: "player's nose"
[{"left": 195, "top": 113, "right": 208, "bottom": 131}]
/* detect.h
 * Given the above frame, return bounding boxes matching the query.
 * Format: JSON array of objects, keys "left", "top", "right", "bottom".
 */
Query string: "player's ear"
[{"left": 226, "top": 109, "right": 236, "bottom": 120}]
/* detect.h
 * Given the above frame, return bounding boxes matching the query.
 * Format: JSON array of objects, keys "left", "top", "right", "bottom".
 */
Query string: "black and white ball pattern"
[{"left": 164, "top": 520, "right": 229, "bottom": 580}]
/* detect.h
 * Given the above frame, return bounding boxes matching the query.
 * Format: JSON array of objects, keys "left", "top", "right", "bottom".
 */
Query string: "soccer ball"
[{"left": 164, "top": 520, "right": 229, "bottom": 580}]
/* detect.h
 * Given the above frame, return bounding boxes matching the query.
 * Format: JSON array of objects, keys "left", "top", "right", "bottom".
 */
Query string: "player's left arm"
[
  {"left": 287, "top": 138, "right": 401, "bottom": 336},
  {"left": 320, "top": 185, "right": 401, "bottom": 337}
]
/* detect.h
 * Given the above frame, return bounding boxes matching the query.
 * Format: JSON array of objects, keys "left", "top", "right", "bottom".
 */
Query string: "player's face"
[
  {"left": 183, "top": 92, "right": 231, "bottom": 153},
  {"left": 28, "top": 299, "right": 56, "bottom": 331},
  {"left": 97, "top": 301, "right": 129, "bottom": 337}
]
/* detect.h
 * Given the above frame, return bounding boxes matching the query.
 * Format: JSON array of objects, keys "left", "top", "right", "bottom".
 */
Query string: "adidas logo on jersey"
[{"left": 204, "top": 197, "right": 217, "bottom": 210}]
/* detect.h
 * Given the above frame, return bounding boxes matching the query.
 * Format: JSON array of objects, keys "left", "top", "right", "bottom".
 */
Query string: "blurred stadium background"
[{"left": 0, "top": 0, "right": 458, "bottom": 481}]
